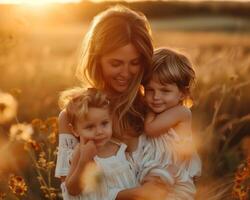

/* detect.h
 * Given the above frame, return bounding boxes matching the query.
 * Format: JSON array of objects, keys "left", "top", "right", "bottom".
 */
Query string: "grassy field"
[{"left": 0, "top": 14, "right": 250, "bottom": 199}]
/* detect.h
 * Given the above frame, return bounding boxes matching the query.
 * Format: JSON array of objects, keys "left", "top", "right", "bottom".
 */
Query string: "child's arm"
[
  {"left": 144, "top": 105, "right": 191, "bottom": 137},
  {"left": 65, "top": 139, "right": 97, "bottom": 195}
]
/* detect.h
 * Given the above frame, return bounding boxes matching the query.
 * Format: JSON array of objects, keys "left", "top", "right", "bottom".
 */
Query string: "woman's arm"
[
  {"left": 144, "top": 105, "right": 191, "bottom": 136},
  {"left": 58, "top": 109, "right": 73, "bottom": 133},
  {"left": 116, "top": 177, "right": 169, "bottom": 200},
  {"left": 55, "top": 110, "right": 79, "bottom": 181}
]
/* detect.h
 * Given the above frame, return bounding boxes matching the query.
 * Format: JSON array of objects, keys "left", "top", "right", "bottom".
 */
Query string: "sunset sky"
[{"left": 0, "top": 0, "right": 249, "bottom": 4}]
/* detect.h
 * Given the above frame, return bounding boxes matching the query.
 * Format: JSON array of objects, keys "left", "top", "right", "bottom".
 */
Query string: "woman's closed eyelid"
[
  {"left": 109, "top": 60, "right": 122, "bottom": 66},
  {"left": 131, "top": 60, "right": 140, "bottom": 65}
]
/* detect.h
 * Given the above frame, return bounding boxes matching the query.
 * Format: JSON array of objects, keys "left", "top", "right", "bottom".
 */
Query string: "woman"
[{"left": 55, "top": 5, "right": 196, "bottom": 200}]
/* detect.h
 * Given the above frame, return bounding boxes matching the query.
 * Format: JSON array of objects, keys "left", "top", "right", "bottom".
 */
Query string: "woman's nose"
[{"left": 120, "top": 64, "right": 130, "bottom": 78}]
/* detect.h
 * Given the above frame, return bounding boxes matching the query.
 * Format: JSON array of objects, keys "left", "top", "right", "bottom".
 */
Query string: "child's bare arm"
[
  {"left": 144, "top": 105, "right": 191, "bottom": 136},
  {"left": 65, "top": 140, "right": 97, "bottom": 195}
]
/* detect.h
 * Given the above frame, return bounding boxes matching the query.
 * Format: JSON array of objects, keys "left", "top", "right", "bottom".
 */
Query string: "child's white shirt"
[{"left": 56, "top": 134, "right": 137, "bottom": 200}]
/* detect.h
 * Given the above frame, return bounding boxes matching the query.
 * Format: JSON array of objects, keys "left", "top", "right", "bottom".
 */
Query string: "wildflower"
[
  {"left": 0, "top": 192, "right": 6, "bottom": 200},
  {"left": 31, "top": 118, "right": 43, "bottom": 129},
  {"left": 45, "top": 117, "right": 58, "bottom": 133},
  {"left": 233, "top": 156, "right": 250, "bottom": 200},
  {"left": 8, "top": 174, "right": 27, "bottom": 196},
  {"left": 48, "top": 132, "right": 57, "bottom": 144},
  {"left": 37, "top": 151, "right": 47, "bottom": 169},
  {"left": 37, "top": 152, "right": 55, "bottom": 170},
  {"left": 9, "top": 123, "right": 33, "bottom": 141},
  {"left": 47, "top": 161, "right": 55, "bottom": 169},
  {"left": 24, "top": 139, "right": 40, "bottom": 151},
  {"left": 45, "top": 117, "right": 58, "bottom": 128},
  {"left": 40, "top": 186, "right": 57, "bottom": 199},
  {"left": 0, "top": 91, "right": 18, "bottom": 124}
]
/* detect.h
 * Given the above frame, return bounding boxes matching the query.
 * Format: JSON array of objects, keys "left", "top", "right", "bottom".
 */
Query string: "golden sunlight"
[{"left": 0, "top": 0, "right": 81, "bottom": 5}]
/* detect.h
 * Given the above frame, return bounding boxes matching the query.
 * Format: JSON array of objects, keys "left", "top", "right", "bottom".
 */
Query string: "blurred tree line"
[{"left": 0, "top": 0, "right": 250, "bottom": 26}]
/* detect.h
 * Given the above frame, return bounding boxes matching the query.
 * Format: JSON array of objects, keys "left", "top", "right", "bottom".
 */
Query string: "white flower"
[
  {"left": 0, "top": 91, "right": 18, "bottom": 124},
  {"left": 9, "top": 123, "right": 33, "bottom": 141}
]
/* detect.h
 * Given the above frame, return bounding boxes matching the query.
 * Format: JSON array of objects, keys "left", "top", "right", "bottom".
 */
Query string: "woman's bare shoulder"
[{"left": 58, "top": 110, "right": 72, "bottom": 134}]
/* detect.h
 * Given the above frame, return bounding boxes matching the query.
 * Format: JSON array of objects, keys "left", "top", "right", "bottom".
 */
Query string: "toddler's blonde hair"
[{"left": 59, "top": 87, "right": 110, "bottom": 127}]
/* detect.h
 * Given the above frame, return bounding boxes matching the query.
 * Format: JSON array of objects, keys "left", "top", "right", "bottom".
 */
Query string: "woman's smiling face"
[{"left": 100, "top": 43, "right": 141, "bottom": 94}]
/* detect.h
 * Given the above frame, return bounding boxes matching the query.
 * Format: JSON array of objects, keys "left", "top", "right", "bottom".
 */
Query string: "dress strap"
[
  {"left": 116, "top": 143, "right": 127, "bottom": 158},
  {"left": 110, "top": 138, "right": 122, "bottom": 146}
]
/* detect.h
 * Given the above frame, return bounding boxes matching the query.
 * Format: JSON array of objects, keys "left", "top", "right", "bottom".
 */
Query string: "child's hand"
[{"left": 79, "top": 137, "right": 97, "bottom": 162}]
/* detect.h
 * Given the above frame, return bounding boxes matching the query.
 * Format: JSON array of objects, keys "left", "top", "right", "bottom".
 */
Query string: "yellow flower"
[
  {"left": 24, "top": 139, "right": 40, "bottom": 151},
  {"left": 0, "top": 192, "right": 6, "bottom": 200},
  {"left": 8, "top": 174, "right": 27, "bottom": 196},
  {"left": 9, "top": 123, "right": 33, "bottom": 141},
  {"left": 0, "top": 91, "right": 18, "bottom": 124},
  {"left": 48, "top": 132, "right": 57, "bottom": 144}
]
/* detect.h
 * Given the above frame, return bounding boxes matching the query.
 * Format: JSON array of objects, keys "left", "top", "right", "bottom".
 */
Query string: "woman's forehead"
[{"left": 101, "top": 43, "right": 140, "bottom": 60}]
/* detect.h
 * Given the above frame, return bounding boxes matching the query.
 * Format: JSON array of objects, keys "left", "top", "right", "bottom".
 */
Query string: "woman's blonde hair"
[
  {"left": 145, "top": 48, "right": 195, "bottom": 104},
  {"left": 59, "top": 87, "right": 110, "bottom": 127},
  {"left": 76, "top": 5, "right": 153, "bottom": 136}
]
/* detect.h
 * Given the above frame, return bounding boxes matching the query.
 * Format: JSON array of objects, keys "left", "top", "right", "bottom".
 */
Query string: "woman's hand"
[{"left": 116, "top": 176, "right": 169, "bottom": 200}]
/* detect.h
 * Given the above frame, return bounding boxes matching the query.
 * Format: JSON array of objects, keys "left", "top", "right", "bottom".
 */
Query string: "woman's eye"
[{"left": 110, "top": 61, "right": 121, "bottom": 67}]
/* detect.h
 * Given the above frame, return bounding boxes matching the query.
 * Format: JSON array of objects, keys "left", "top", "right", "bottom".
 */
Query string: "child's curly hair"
[{"left": 59, "top": 87, "right": 110, "bottom": 127}]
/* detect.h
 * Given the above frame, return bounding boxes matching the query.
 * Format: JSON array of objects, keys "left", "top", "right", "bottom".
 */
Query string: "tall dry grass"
[{"left": 0, "top": 16, "right": 249, "bottom": 199}]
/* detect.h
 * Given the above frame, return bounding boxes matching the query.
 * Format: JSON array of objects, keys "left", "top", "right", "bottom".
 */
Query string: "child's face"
[
  {"left": 144, "top": 78, "right": 184, "bottom": 113},
  {"left": 75, "top": 107, "right": 112, "bottom": 147}
]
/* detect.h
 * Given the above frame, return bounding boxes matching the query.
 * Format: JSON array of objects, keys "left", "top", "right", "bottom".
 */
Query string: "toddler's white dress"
[
  {"left": 55, "top": 134, "right": 137, "bottom": 200},
  {"left": 135, "top": 129, "right": 202, "bottom": 200}
]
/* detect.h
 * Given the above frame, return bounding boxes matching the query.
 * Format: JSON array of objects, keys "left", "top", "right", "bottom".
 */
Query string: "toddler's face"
[
  {"left": 75, "top": 107, "right": 112, "bottom": 147},
  {"left": 144, "top": 78, "right": 184, "bottom": 113}
]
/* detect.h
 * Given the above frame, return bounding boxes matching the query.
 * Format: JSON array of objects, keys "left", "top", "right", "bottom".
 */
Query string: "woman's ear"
[{"left": 68, "top": 123, "right": 79, "bottom": 137}]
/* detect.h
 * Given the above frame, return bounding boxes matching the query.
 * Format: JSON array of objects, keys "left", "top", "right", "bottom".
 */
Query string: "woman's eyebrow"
[{"left": 109, "top": 58, "right": 123, "bottom": 62}]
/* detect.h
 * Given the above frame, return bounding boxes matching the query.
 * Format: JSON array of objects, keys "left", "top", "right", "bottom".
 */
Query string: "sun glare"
[{"left": 0, "top": 0, "right": 81, "bottom": 5}]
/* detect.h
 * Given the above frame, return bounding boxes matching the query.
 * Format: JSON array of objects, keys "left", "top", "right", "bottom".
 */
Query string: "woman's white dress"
[{"left": 55, "top": 130, "right": 201, "bottom": 200}]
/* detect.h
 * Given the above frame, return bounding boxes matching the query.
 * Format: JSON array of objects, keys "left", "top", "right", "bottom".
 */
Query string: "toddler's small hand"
[{"left": 79, "top": 138, "right": 97, "bottom": 162}]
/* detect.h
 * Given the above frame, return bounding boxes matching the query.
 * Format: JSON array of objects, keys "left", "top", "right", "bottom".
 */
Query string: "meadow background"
[{"left": 0, "top": 0, "right": 250, "bottom": 199}]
